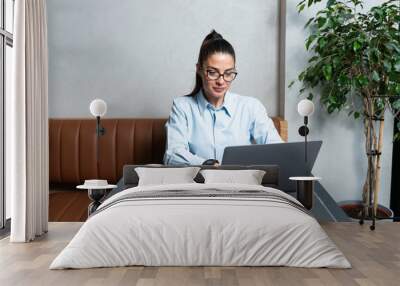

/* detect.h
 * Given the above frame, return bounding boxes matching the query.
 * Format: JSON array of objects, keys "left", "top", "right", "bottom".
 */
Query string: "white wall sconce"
[
  {"left": 90, "top": 99, "right": 107, "bottom": 166},
  {"left": 297, "top": 99, "right": 315, "bottom": 163},
  {"left": 90, "top": 99, "right": 107, "bottom": 137}
]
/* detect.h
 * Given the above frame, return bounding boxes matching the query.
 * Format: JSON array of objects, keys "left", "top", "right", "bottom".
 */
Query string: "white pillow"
[
  {"left": 200, "top": 169, "right": 266, "bottom": 185},
  {"left": 135, "top": 167, "right": 201, "bottom": 186}
]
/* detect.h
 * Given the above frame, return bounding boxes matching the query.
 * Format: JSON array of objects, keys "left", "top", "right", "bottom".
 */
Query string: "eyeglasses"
[{"left": 204, "top": 69, "right": 238, "bottom": 82}]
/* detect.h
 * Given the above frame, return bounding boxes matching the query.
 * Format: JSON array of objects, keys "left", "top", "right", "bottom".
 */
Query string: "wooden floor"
[
  {"left": 49, "top": 190, "right": 90, "bottom": 222},
  {"left": 0, "top": 222, "right": 399, "bottom": 286}
]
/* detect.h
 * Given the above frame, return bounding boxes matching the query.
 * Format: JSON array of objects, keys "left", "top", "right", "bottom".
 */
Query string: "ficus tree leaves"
[{"left": 291, "top": 0, "right": 400, "bottom": 137}]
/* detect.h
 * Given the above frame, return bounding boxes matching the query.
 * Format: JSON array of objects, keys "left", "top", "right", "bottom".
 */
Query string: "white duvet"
[{"left": 50, "top": 183, "right": 351, "bottom": 269}]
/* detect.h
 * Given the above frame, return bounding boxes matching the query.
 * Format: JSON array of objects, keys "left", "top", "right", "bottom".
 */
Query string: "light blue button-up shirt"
[{"left": 164, "top": 90, "right": 283, "bottom": 165}]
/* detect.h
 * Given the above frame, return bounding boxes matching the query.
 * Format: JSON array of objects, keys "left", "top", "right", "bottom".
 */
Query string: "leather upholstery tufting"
[{"left": 49, "top": 117, "right": 287, "bottom": 184}]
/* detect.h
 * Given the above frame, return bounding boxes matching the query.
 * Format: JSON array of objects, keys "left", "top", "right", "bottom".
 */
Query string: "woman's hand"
[{"left": 202, "top": 159, "right": 220, "bottom": 166}]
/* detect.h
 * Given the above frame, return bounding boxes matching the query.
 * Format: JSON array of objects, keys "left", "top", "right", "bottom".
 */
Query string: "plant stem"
[{"left": 374, "top": 116, "right": 385, "bottom": 214}]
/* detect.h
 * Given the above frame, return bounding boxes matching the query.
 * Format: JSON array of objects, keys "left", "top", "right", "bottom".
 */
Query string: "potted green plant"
[{"left": 290, "top": 0, "right": 400, "bottom": 224}]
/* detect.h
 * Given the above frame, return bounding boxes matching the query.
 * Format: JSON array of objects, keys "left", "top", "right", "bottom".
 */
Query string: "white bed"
[{"left": 50, "top": 183, "right": 350, "bottom": 269}]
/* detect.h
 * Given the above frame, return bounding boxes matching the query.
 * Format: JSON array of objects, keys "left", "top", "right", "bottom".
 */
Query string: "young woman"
[{"left": 164, "top": 30, "right": 283, "bottom": 166}]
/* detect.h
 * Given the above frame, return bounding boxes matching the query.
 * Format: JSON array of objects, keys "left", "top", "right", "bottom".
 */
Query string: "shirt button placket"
[{"left": 212, "top": 110, "right": 217, "bottom": 160}]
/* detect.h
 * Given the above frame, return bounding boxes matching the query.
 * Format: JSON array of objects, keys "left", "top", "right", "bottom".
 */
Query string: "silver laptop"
[{"left": 221, "top": 141, "right": 322, "bottom": 192}]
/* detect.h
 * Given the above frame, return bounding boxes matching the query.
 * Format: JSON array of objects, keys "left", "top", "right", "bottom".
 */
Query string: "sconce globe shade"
[
  {"left": 297, "top": 99, "right": 315, "bottom": 117},
  {"left": 89, "top": 99, "right": 107, "bottom": 117}
]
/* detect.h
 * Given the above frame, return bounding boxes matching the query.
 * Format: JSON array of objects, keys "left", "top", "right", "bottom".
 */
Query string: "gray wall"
[
  {"left": 284, "top": 0, "right": 393, "bottom": 207},
  {"left": 47, "top": 0, "right": 281, "bottom": 118}
]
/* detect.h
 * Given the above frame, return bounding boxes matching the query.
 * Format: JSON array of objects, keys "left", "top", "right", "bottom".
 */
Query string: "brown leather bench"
[{"left": 49, "top": 117, "right": 287, "bottom": 185}]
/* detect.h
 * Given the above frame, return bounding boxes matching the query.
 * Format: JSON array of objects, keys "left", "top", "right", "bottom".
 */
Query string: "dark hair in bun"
[{"left": 187, "top": 30, "right": 236, "bottom": 97}]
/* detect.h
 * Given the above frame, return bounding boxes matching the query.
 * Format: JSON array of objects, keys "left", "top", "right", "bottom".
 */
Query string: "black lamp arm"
[
  {"left": 298, "top": 115, "right": 309, "bottom": 166},
  {"left": 96, "top": 116, "right": 106, "bottom": 136}
]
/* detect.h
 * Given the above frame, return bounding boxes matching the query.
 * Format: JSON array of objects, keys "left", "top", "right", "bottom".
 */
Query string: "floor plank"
[
  {"left": 49, "top": 190, "right": 90, "bottom": 222},
  {"left": 0, "top": 222, "right": 399, "bottom": 286}
]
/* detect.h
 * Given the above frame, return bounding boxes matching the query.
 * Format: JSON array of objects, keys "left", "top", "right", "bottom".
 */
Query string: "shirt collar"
[{"left": 196, "top": 89, "right": 233, "bottom": 117}]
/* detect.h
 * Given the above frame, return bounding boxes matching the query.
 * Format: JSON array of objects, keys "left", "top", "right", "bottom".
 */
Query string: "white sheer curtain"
[{"left": 8, "top": 0, "right": 49, "bottom": 242}]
